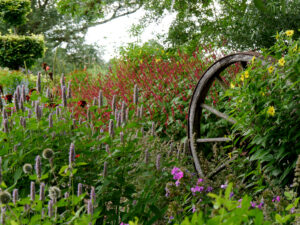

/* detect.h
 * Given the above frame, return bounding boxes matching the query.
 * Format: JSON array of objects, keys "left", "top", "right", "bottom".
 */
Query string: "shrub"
[
  {"left": 0, "top": 34, "right": 45, "bottom": 69},
  {"left": 0, "top": 0, "right": 31, "bottom": 27}
]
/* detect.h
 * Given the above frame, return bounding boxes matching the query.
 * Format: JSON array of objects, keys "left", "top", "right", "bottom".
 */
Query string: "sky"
[{"left": 85, "top": 10, "right": 176, "bottom": 61}]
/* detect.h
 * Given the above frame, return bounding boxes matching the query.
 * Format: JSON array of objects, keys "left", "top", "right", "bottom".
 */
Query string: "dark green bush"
[
  {"left": 0, "top": 0, "right": 31, "bottom": 27},
  {"left": 0, "top": 34, "right": 45, "bottom": 69}
]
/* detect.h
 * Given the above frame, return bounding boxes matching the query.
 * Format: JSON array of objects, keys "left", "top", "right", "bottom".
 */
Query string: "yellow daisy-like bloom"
[
  {"left": 230, "top": 83, "right": 235, "bottom": 88},
  {"left": 251, "top": 56, "right": 256, "bottom": 64},
  {"left": 293, "top": 44, "right": 297, "bottom": 52},
  {"left": 244, "top": 71, "right": 249, "bottom": 78},
  {"left": 278, "top": 57, "right": 285, "bottom": 66},
  {"left": 285, "top": 30, "right": 294, "bottom": 37},
  {"left": 267, "top": 106, "right": 275, "bottom": 117},
  {"left": 268, "top": 66, "right": 274, "bottom": 73},
  {"left": 240, "top": 74, "right": 244, "bottom": 81}
]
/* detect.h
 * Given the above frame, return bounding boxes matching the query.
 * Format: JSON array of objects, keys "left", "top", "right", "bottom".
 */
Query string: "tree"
[
  {"left": 0, "top": 0, "right": 45, "bottom": 69},
  {"left": 56, "top": 0, "right": 300, "bottom": 51}
]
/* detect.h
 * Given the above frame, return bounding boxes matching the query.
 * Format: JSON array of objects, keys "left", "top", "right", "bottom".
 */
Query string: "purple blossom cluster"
[{"left": 171, "top": 167, "right": 184, "bottom": 187}]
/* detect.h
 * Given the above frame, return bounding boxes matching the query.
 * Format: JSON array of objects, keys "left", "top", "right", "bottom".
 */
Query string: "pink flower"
[
  {"left": 197, "top": 178, "right": 203, "bottom": 184},
  {"left": 175, "top": 180, "right": 180, "bottom": 187}
]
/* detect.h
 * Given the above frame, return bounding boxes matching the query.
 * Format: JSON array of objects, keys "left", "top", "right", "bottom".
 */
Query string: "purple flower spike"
[
  {"left": 35, "top": 155, "right": 42, "bottom": 179},
  {"left": 30, "top": 181, "right": 35, "bottom": 201},
  {"left": 230, "top": 192, "right": 234, "bottom": 198},
  {"left": 69, "top": 143, "right": 75, "bottom": 167}
]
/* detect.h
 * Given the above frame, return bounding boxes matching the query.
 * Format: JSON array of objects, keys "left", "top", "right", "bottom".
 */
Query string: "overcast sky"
[{"left": 85, "top": 10, "right": 175, "bottom": 61}]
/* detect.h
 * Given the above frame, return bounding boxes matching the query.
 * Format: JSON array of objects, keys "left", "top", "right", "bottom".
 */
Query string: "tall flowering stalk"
[
  {"left": 69, "top": 143, "right": 75, "bottom": 167},
  {"left": 37, "top": 72, "right": 41, "bottom": 93},
  {"left": 62, "top": 86, "right": 67, "bottom": 107},
  {"left": 133, "top": 84, "right": 139, "bottom": 105},
  {"left": 30, "top": 181, "right": 35, "bottom": 201},
  {"left": 35, "top": 155, "right": 42, "bottom": 179}
]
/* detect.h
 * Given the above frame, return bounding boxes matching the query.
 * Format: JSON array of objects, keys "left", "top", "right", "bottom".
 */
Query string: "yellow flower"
[
  {"left": 267, "top": 106, "right": 275, "bottom": 117},
  {"left": 230, "top": 83, "right": 235, "bottom": 88},
  {"left": 293, "top": 44, "right": 297, "bottom": 52},
  {"left": 275, "top": 32, "right": 279, "bottom": 40},
  {"left": 240, "top": 74, "right": 244, "bottom": 81},
  {"left": 261, "top": 92, "right": 265, "bottom": 96},
  {"left": 278, "top": 57, "right": 285, "bottom": 67},
  {"left": 251, "top": 56, "right": 256, "bottom": 64},
  {"left": 268, "top": 66, "right": 274, "bottom": 73},
  {"left": 155, "top": 58, "right": 161, "bottom": 63},
  {"left": 285, "top": 30, "right": 294, "bottom": 37},
  {"left": 244, "top": 71, "right": 249, "bottom": 78},
  {"left": 140, "top": 59, "right": 143, "bottom": 64},
  {"left": 161, "top": 50, "right": 164, "bottom": 54},
  {"left": 228, "top": 152, "right": 232, "bottom": 159}
]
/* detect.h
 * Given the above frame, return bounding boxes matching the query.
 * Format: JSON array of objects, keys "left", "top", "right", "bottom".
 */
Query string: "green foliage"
[
  {"left": 0, "top": 0, "right": 31, "bottom": 27},
  {"left": 0, "top": 69, "right": 35, "bottom": 94},
  {"left": 0, "top": 34, "right": 45, "bottom": 69},
  {"left": 224, "top": 31, "right": 300, "bottom": 185}
]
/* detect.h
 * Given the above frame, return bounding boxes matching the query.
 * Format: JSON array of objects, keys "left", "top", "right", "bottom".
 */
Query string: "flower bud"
[
  {"left": 77, "top": 183, "right": 83, "bottom": 197},
  {"left": 14, "top": 92, "right": 19, "bottom": 111},
  {"left": 90, "top": 187, "right": 96, "bottom": 204},
  {"left": 27, "top": 109, "right": 32, "bottom": 118},
  {"left": 108, "top": 119, "right": 114, "bottom": 138},
  {"left": 35, "top": 155, "right": 42, "bottom": 179},
  {"left": 30, "top": 181, "right": 35, "bottom": 201},
  {"left": 48, "top": 200, "right": 53, "bottom": 217},
  {"left": 87, "top": 199, "right": 93, "bottom": 215},
  {"left": 40, "top": 183, "right": 45, "bottom": 201},
  {"left": 69, "top": 143, "right": 75, "bottom": 167},
  {"left": 62, "top": 86, "right": 67, "bottom": 107},
  {"left": 12, "top": 189, "right": 18, "bottom": 204}
]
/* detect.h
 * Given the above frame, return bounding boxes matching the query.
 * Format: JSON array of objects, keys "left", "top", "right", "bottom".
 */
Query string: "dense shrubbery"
[
  {"left": 224, "top": 30, "right": 300, "bottom": 185},
  {"left": 0, "top": 34, "right": 45, "bottom": 70}
]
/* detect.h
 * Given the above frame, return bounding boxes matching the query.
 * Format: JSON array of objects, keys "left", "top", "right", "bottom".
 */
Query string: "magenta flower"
[
  {"left": 175, "top": 180, "right": 180, "bottom": 187},
  {"left": 192, "top": 206, "right": 196, "bottom": 213},
  {"left": 191, "top": 185, "right": 204, "bottom": 194},
  {"left": 197, "top": 178, "right": 203, "bottom": 184},
  {"left": 250, "top": 201, "right": 256, "bottom": 208},
  {"left": 171, "top": 167, "right": 184, "bottom": 180},
  {"left": 206, "top": 186, "right": 213, "bottom": 192},
  {"left": 272, "top": 196, "right": 280, "bottom": 202}
]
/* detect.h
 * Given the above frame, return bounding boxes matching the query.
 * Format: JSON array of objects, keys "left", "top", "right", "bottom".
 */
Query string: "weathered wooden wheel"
[{"left": 188, "top": 52, "right": 263, "bottom": 178}]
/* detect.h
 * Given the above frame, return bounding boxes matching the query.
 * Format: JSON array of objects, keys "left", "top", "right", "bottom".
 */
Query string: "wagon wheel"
[{"left": 188, "top": 52, "right": 264, "bottom": 178}]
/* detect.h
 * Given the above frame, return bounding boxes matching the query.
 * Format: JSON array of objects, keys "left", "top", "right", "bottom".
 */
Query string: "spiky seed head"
[
  {"left": 0, "top": 191, "right": 11, "bottom": 204},
  {"left": 144, "top": 149, "right": 149, "bottom": 164},
  {"left": 42, "top": 148, "right": 54, "bottom": 159},
  {"left": 49, "top": 186, "right": 61, "bottom": 200},
  {"left": 23, "top": 163, "right": 33, "bottom": 174}
]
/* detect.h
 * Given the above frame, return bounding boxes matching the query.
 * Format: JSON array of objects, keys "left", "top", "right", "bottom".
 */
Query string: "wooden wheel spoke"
[
  {"left": 200, "top": 103, "right": 236, "bottom": 124},
  {"left": 196, "top": 137, "right": 231, "bottom": 143},
  {"left": 216, "top": 75, "right": 228, "bottom": 91}
]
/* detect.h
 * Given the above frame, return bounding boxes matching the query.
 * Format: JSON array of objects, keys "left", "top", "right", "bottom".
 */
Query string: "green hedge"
[
  {"left": 0, "top": 34, "right": 45, "bottom": 70},
  {"left": 0, "top": 0, "right": 31, "bottom": 27}
]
